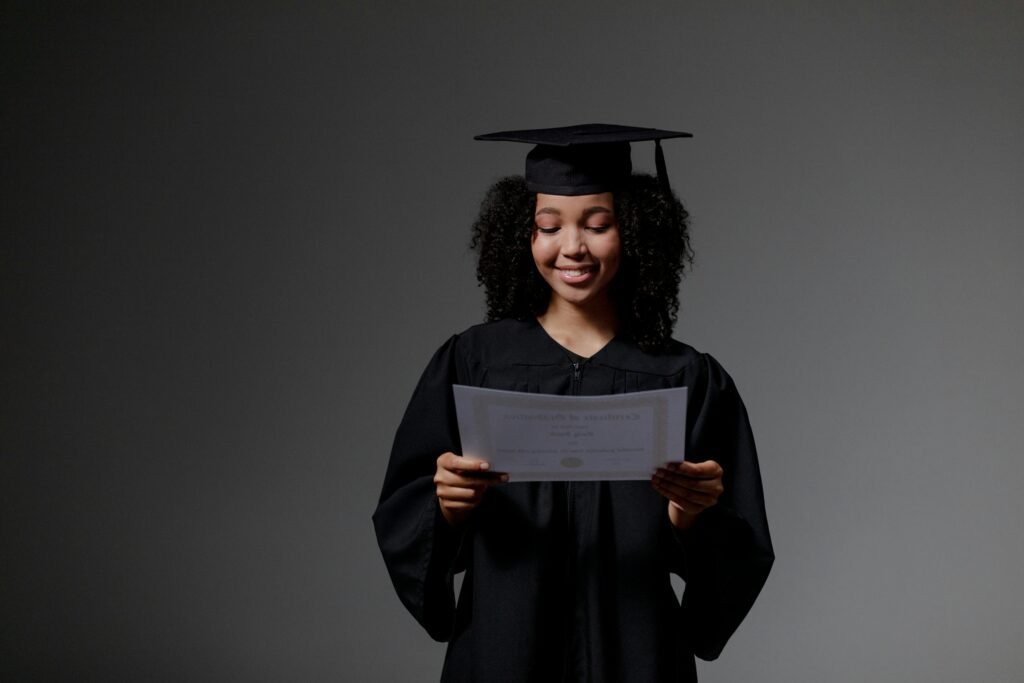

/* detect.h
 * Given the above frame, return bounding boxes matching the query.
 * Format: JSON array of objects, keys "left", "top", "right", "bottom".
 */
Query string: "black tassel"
[{"left": 655, "top": 140, "right": 671, "bottom": 195}]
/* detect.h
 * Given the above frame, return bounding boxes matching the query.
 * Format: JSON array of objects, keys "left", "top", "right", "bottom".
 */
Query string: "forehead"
[{"left": 534, "top": 192, "right": 615, "bottom": 214}]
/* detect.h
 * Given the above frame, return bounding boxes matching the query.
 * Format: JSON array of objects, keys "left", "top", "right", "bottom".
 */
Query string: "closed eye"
[{"left": 536, "top": 226, "right": 560, "bottom": 234}]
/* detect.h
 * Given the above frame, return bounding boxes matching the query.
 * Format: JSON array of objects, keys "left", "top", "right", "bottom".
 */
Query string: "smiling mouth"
[{"left": 556, "top": 266, "right": 596, "bottom": 284}]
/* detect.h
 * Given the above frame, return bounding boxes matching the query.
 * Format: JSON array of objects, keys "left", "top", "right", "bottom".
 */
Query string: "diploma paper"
[{"left": 453, "top": 385, "right": 687, "bottom": 481}]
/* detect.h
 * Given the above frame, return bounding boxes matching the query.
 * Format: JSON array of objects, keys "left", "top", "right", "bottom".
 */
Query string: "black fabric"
[
  {"left": 474, "top": 123, "right": 692, "bottom": 196},
  {"left": 523, "top": 141, "right": 632, "bottom": 196},
  {"left": 373, "top": 319, "right": 774, "bottom": 682},
  {"left": 473, "top": 123, "right": 692, "bottom": 147}
]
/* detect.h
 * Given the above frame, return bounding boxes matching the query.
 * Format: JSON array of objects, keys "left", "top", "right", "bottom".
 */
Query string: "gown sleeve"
[
  {"left": 372, "top": 335, "right": 467, "bottom": 642},
  {"left": 673, "top": 353, "right": 775, "bottom": 661}
]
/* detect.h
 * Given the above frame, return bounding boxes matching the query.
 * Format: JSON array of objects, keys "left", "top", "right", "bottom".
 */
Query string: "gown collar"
[{"left": 493, "top": 318, "right": 698, "bottom": 377}]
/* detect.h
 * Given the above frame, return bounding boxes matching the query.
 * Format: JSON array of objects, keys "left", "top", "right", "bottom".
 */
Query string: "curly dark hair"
[{"left": 469, "top": 173, "right": 693, "bottom": 353}]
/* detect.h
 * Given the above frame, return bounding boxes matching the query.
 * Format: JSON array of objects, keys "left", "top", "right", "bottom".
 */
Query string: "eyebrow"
[
  {"left": 582, "top": 207, "right": 613, "bottom": 219},
  {"left": 534, "top": 206, "right": 614, "bottom": 218}
]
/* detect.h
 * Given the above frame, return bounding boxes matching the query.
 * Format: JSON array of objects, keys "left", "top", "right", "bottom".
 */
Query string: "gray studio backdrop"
[{"left": 3, "top": 2, "right": 1022, "bottom": 681}]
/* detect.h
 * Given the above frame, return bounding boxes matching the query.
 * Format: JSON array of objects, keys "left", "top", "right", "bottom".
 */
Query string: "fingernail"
[{"left": 479, "top": 462, "right": 490, "bottom": 470}]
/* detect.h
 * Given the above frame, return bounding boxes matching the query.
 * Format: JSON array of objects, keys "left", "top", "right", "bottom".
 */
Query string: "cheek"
[
  {"left": 607, "top": 254, "right": 622, "bottom": 280},
  {"left": 531, "top": 236, "right": 551, "bottom": 266},
  {"left": 600, "top": 234, "right": 622, "bottom": 267}
]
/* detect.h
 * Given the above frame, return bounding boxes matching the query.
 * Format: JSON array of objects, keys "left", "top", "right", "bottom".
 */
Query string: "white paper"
[{"left": 452, "top": 385, "right": 687, "bottom": 482}]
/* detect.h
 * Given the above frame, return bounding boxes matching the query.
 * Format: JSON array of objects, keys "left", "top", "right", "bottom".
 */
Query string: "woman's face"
[{"left": 531, "top": 192, "right": 621, "bottom": 312}]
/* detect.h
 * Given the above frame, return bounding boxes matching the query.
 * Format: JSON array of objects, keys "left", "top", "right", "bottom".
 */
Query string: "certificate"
[{"left": 452, "top": 385, "right": 688, "bottom": 482}]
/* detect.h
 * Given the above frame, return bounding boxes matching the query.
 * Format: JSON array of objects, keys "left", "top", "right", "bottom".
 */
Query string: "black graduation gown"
[{"left": 373, "top": 319, "right": 773, "bottom": 682}]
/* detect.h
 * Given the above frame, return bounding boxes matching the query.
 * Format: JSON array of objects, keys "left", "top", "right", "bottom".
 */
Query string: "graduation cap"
[{"left": 474, "top": 123, "right": 692, "bottom": 196}]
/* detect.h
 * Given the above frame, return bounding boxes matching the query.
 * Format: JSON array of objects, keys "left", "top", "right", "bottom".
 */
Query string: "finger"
[
  {"left": 651, "top": 477, "right": 718, "bottom": 509},
  {"left": 662, "top": 462, "right": 708, "bottom": 479},
  {"left": 440, "top": 497, "right": 483, "bottom": 511},
  {"left": 460, "top": 470, "right": 509, "bottom": 482},
  {"left": 436, "top": 453, "right": 507, "bottom": 482},
  {"left": 440, "top": 453, "right": 493, "bottom": 473},
  {"left": 654, "top": 488, "right": 716, "bottom": 512},
  {"left": 674, "top": 460, "right": 724, "bottom": 479},
  {"left": 657, "top": 478, "right": 721, "bottom": 507},
  {"left": 439, "top": 498, "right": 480, "bottom": 511},
  {"left": 654, "top": 488, "right": 714, "bottom": 513},
  {"left": 668, "top": 500, "right": 693, "bottom": 516},
  {"left": 436, "top": 451, "right": 488, "bottom": 471},
  {"left": 654, "top": 468, "right": 723, "bottom": 495},
  {"left": 435, "top": 469, "right": 507, "bottom": 489},
  {"left": 436, "top": 484, "right": 483, "bottom": 502},
  {"left": 663, "top": 462, "right": 720, "bottom": 479}
]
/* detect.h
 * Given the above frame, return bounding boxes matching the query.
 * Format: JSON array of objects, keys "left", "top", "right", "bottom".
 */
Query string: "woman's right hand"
[{"left": 434, "top": 452, "right": 507, "bottom": 527}]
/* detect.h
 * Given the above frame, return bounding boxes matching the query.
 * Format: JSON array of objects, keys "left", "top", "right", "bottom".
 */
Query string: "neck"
[{"left": 537, "top": 296, "right": 618, "bottom": 358}]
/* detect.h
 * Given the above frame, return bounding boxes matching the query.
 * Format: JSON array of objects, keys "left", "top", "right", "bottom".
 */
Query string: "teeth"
[{"left": 560, "top": 269, "right": 590, "bottom": 277}]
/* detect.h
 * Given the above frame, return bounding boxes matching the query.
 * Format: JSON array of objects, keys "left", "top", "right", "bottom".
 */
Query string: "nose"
[{"left": 561, "top": 227, "right": 588, "bottom": 258}]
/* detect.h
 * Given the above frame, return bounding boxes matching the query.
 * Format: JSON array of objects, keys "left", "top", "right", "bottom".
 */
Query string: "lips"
[{"left": 556, "top": 266, "right": 595, "bottom": 284}]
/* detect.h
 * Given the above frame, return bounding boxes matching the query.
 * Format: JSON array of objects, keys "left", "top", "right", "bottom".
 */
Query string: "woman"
[{"left": 373, "top": 124, "right": 773, "bottom": 682}]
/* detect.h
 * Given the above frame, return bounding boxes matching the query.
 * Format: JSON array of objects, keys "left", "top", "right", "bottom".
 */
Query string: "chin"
[{"left": 551, "top": 289, "right": 608, "bottom": 309}]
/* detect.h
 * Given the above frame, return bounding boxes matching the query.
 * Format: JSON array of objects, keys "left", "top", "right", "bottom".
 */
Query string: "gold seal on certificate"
[{"left": 452, "top": 385, "right": 688, "bottom": 482}]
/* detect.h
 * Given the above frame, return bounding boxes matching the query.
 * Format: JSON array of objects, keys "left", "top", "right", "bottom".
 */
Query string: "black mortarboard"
[{"left": 474, "top": 123, "right": 692, "bottom": 196}]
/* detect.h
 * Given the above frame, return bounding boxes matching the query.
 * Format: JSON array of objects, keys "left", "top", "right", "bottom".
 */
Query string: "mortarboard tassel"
[{"left": 655, "top": 139, "right": 671, "bottom": 195}]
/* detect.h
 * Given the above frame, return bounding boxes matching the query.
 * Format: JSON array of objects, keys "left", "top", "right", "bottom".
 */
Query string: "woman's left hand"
[{"left": 652, "top": 460, "right": 724, "bottom": 531}]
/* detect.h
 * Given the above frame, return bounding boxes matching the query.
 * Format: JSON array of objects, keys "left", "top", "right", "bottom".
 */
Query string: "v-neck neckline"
[{"left": 532, "top": 317, "right": 619, "bottom": 365}]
